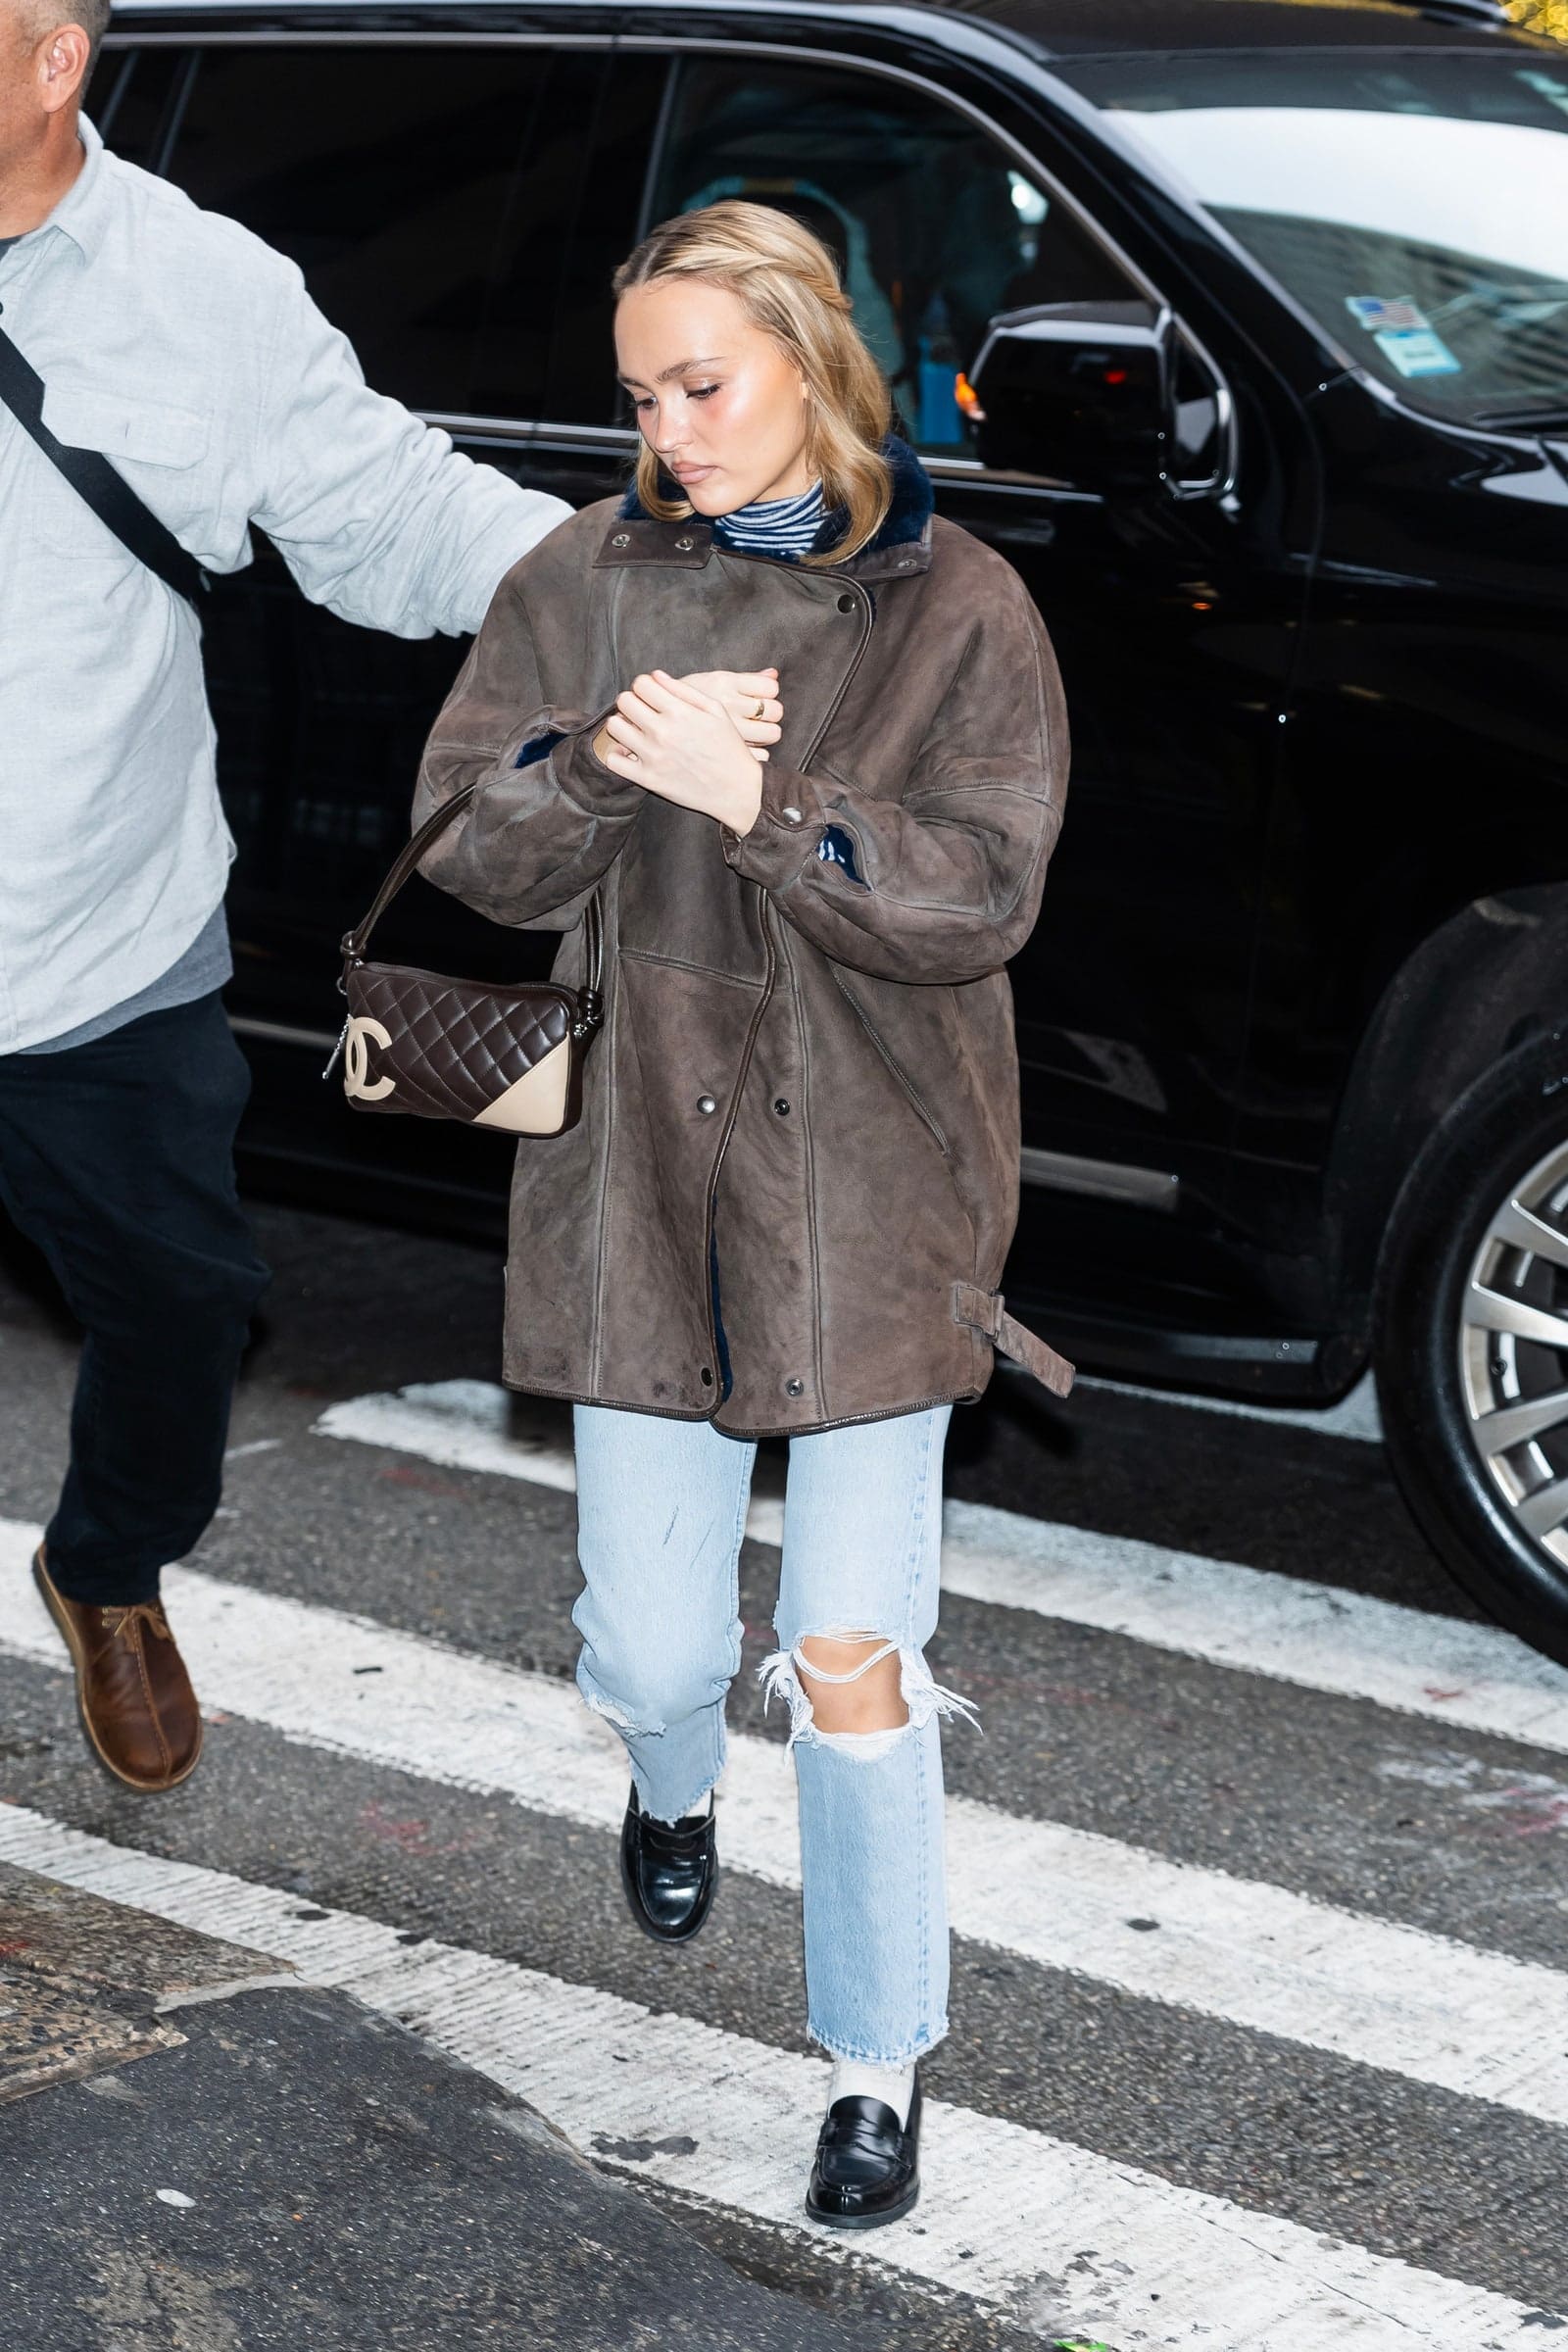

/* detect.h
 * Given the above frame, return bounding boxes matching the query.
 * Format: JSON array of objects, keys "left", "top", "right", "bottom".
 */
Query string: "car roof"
[
  {"left": 107, "top": 0, "right": 1546, "bottom": 58},
  {"left": 958, "top": 0, "right": 1533, "bottom": 54},
  {"left": 941, "top": 0, "right": 1534, "bottom": 56}
]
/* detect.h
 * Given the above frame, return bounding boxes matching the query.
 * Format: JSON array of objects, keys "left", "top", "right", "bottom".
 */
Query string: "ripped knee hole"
[{"left": 758, "top": 1629, "right": 978, "bottom": 1755}]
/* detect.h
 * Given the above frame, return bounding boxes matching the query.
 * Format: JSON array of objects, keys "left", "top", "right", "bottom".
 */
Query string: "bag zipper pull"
[{"left": 321, "top": 1017, "right": 349, "bottom": 1081}]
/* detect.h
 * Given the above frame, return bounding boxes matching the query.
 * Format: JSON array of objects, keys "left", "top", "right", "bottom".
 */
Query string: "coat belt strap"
[{"left": 952, "top": 1283, "right": 1075, "bottom": 1399}]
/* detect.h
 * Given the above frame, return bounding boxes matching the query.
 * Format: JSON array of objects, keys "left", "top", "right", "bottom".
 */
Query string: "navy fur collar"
[{"left": 617, "top": 434, "right": 934, "bottom": 561}]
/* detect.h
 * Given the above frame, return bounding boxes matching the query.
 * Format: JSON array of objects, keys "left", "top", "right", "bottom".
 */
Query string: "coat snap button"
[
  {"left": 779, "top": 806, "right": 803, "bottom": 825},
  {"left": 700, "top": 1367, "right": 714, "bottom": 1387},
  {"left": 612, "top": 532, "right": 630, "bottom": 547},
  {"left": 836, "top": 593, "right": 856, "bottom": 612},
  {"left": 697, "top": 1094, "right": 717, "bottom": 1115},
  {"left": 674, "top": 535, "right": 695, "bottom": 551},
  {"left": 785, "top": 1377, "right": 805, "bottom": 1397},
  {"left": 773, "top": 1098, "right": 790, "bottom": 1116}
]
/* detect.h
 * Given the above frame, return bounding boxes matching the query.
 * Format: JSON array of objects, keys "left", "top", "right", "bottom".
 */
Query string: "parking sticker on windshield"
[
  {"left": 1345, "top": 296, "right": 1463, "bottom": 378},
  {"left": 1372, "top": 327, "right": 1463, "bottom": 378}
]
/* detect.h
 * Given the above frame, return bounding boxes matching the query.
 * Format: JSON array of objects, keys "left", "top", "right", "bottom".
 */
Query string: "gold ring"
[{"left": 753, "top": 699, "right": 766, "bottom": 720}]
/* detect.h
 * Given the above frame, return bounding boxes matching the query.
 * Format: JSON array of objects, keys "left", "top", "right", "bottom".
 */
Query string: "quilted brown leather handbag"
[{"left": 328, "top": 783, "right": 603, "bottom": 1136}]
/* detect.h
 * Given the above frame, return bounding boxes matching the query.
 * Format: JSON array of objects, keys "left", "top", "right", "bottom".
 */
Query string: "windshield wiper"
[{"left": 1471, "top": 405, "right": 1568, "bottom": 433}]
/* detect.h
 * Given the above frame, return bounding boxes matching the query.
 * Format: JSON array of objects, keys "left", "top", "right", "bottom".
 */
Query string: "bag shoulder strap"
[
  {"left": 0, "top": 320, "right": 209, "bottom": 609},
  {"left": 343, "top": 783, "right": 604, "bottom": 1017}
]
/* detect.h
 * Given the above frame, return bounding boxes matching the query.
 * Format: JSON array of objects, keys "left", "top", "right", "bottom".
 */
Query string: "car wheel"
[{"left": 1374, "top": 1027, "right": 1568, "bottom": 1663}]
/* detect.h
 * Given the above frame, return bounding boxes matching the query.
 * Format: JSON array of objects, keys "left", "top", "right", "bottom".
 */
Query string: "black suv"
[{"left": 97, "top": 0, "right": 1568, "bottom": 1658}]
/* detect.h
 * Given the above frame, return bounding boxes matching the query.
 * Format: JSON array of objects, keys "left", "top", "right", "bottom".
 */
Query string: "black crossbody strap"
[{"left": 0, "top": 319, "right": 209, "bottom": 608}]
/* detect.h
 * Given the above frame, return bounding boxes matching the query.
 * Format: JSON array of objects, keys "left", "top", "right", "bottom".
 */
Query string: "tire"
[{"left": 1374, "top": 1026, "right": 1568, "bottom": 1664}]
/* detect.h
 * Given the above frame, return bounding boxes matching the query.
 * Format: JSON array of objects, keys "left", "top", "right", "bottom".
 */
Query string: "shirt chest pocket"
[{"left": 32, "top": 386, "right": 211, "bottom": 563}]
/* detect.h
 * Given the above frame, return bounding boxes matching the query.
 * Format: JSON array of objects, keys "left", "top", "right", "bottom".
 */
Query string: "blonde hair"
[{"left": 612, "top": 201, "right": 893, "bottom": 567}]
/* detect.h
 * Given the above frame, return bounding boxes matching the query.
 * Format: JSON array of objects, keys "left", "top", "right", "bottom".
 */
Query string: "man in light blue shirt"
[{"left": 0, "top": 0, "right": 571, "bottom": 1789}]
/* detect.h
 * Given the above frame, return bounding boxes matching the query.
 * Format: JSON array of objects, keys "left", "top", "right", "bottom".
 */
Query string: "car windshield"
[{"left": 1056, "top": 51, "right": 1568, "bottom": 432}]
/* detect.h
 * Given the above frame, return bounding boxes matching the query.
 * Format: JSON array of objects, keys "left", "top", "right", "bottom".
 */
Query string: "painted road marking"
[
  {"left": 311, "top": 1381, "right": 1568, "bottom": 1752},
  {"left": 4, "top": 1520, "right": 1566, "bottom": 2125},
  {"left": 0, "top": 1803, "right": 1548, "bottom": 2350}
]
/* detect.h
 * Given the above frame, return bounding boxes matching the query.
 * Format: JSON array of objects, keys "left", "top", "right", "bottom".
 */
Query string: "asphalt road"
[{"left": 3, "top": 1199, "right": 1567, "bottom": 2349}]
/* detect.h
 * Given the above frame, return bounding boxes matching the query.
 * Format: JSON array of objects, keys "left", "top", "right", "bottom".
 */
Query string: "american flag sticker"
[{"left": 1346, "top": 294, "right": 1431, "bottom": 332}]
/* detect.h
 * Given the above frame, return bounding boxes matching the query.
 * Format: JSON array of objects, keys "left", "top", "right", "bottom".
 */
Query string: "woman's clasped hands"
[{"left": 593, "top": 667, "right": 783, "bottom": 838}]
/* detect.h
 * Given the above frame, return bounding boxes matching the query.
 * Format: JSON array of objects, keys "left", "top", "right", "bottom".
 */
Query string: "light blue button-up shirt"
[{"left": 0, "top": 119, "right": 571, "bottom": 1053}]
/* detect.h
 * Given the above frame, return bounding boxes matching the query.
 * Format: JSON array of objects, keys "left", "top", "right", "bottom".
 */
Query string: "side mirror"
[{"left": 965, "top": 299, "right": 1174, "bottom": 495}]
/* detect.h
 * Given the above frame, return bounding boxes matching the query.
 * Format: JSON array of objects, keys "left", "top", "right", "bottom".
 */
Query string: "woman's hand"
[
  {"left": 595, "top": 670, "right": 768, "bottom": 836},
  {"left": 683, "top": 669, "right": 782, "bottom": 760},
  {"left": 595, "top": 668, "right": 780, "bottom": 772}
]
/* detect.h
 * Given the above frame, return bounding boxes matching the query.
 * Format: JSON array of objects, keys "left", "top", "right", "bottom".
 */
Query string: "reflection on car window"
[
  {"left": 650, "top": 59, "right": 1131, "bottom": 452},
  {"left": 1064, "top": 55, "right": 1568, "bottom": 431}
]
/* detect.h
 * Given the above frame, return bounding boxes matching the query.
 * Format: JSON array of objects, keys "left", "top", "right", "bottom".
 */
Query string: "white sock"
[{"left": 827, "top": 2058, "right": 915, "bottom": 2129}]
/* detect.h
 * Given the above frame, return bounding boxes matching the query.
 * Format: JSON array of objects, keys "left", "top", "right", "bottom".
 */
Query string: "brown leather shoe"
[{"left": 33, "top": 1546, "right": 203, "bottom": 1792}]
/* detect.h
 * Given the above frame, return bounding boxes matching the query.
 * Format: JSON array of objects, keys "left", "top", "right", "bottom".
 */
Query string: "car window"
[
  {"left": 534, "top": 57, "right": 673, "bottom": 427},
  {"left": 153, "top": 43, "right": 603, "bottom": 417},
  {"left": 647, "top": 56, "right": 1133, "bottom": 453},
  {"left": 88, "top": 47, "right": 190, "bottom": 172}
]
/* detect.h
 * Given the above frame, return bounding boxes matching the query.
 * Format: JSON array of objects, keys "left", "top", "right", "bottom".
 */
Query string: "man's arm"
[{"left": 249, "top": 262, "right": 571, "bottom": 638}]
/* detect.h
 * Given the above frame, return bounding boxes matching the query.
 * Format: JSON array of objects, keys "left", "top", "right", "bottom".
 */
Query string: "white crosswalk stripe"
[
  {"left": 0, "top": 1801, "right": 1548, "bottom": 2350},
  {"left": 313, "top": 1379, "right": 1568, "bottom": 1751},
  {"left": 4, "top": 1516, "right": 1567, "bottom": 2125}
]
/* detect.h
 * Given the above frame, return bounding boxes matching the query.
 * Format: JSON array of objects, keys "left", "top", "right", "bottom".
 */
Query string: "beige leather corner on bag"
[{"left": 471, "top": 1039, "right": 573, "bottom": 1133}]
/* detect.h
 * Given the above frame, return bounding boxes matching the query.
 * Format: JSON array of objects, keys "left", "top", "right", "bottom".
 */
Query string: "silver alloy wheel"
[{"left": 1459, "top": 1134, "right": 1568, "bottom": 1566}]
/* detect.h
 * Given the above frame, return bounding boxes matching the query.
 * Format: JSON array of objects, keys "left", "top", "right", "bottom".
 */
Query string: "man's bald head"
[{"left": 10, "top": 0, "right": 108, "bottom": 55}]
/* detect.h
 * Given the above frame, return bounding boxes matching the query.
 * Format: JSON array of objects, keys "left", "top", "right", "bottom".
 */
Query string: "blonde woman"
[{"left": 415, "top": 201, "right": 1072, "bottom": 2225}]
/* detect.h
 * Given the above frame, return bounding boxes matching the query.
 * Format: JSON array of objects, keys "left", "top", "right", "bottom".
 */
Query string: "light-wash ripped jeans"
[{"left": 572, "top": 1400, "right": 965, "bottom": 2065}]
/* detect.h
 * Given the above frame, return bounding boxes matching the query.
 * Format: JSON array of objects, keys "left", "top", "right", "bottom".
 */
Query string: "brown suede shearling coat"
[{"left": 414, "top": 444, "right": 1072, "bottom": 1436}]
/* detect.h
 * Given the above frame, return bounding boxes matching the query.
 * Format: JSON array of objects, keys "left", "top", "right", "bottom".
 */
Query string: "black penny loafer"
[
  {"left": 618, "top": 1782, "right": 717, "bottom": 1944},
  {"left": 806, "top": 2069, "right": 922, "bottom": 2230}
]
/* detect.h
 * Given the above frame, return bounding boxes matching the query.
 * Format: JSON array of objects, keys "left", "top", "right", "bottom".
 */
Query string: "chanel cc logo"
[{"left": 343, "top": 1016, "right": 396, "bottom": 1102}]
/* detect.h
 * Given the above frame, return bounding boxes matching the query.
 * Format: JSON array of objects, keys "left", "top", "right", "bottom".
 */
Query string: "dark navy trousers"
[{"left": 0, "top": 990, "right": 270, "bottom": 1603}]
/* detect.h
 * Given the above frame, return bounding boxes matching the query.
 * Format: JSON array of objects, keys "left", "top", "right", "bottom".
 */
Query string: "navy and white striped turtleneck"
[{"left": 711, "top": 480, "right": 825, "bottom": 560}]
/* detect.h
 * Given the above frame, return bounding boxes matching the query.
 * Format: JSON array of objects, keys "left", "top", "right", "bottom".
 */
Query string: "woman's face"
[{"left": 615, "top": 277, "right": 813, "bottom": 515}]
